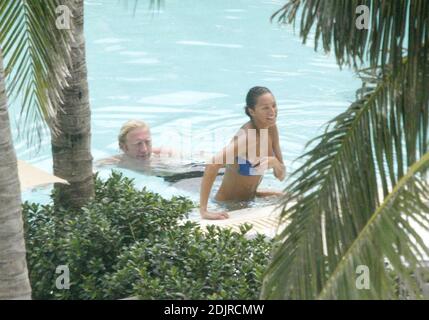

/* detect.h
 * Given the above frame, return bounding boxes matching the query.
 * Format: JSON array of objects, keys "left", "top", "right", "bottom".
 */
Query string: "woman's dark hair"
[{"left": 244, "top": 86, "right": 272, "bottom": 119}]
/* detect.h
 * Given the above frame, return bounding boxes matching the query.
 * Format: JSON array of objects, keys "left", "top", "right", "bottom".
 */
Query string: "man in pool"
[
  {"left": 199, "top": 86, "right": 286, "bottom": 220},
  {"left": 96, "top": 120, "right": 174, "bottom": 168},
  {"left": 96, "top": 120, "right": 218, "bottom": 182}
]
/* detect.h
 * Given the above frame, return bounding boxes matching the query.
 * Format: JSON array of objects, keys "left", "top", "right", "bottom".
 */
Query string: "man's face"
[{"left": 123, "top": 128, "right": 152, "bottom": 160}]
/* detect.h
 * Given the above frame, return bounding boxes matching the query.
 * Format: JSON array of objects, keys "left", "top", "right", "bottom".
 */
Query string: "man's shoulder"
[
  {"left": 152, "top": 147, "right": 175, "bottom": 157},
  {"left": 95, "top": 154, "right": 123, "bottom": 167}
]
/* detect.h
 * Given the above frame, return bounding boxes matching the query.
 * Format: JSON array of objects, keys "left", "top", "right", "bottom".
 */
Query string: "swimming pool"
[{"left": 12, "top": 0, "right": 361, "bottom": 212}]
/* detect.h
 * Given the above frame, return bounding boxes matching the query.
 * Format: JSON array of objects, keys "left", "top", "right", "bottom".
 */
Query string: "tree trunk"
[
  {"left": 51, "top": 0, "right": 95, "bottom": 209},
  {"left": 0, "top": 48, "right": 32, "bottom": 299}
]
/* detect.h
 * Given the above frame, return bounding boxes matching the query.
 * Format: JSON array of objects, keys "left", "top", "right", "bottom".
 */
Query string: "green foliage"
[
  {"left": 23, "top": 171, "right": 271, "bottom": 300},
  {"left": 106, "top": 224, "right": 271, "bottom": 300},
  {"left": 262, "top": 0, "right": 429, "bottom": 300},
  {"left": 0, "top": 0, "right": 73, "bottom": 143}
]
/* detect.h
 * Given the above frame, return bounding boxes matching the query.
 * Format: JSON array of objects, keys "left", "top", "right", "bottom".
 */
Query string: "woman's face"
[{"left": 249, "top": 93, "right": 277, "bottom": 128}]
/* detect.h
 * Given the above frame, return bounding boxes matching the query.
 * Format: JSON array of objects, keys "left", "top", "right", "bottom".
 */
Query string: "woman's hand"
[
  {"left": 272, "top": 159, "right": 286, "bottom": 181},
  {"left": 200, "top": 209, "right": 229, "bottom": 220},
  {"left": 252, "top": 157, "right": 286, "bottom": 180}
]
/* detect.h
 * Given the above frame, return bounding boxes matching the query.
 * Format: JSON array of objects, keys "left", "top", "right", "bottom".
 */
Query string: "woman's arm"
[
  {"left": 199, "top": 134, "right": 246, "bottom": 220},
  {"left": 251, "top": 125, "right": 286, "bottom": 180},
  {"left": 252, "top": 156, "right": 286, "bottom": 180},
  {"left": 270, "top": 125, "right": 286, "bottom": 180},
  {"left": 271, "top": 125, "right": 284, "bottom": 164},
  {"left": 200, "top": 163, "right": 228, "bottom": 220}
]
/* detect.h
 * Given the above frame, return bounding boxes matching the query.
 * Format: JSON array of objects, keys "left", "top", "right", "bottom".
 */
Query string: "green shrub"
[
  {"left": 106, "top": 224, "right": 272, "bottom": 300},
  {"left": 23, "top": 171, "right": 273, "bottom": 300}
]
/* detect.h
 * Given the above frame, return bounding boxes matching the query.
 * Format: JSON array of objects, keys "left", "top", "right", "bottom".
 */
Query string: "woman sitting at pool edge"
[{"left": 200, "top": 86, "right": 286, "bottom": 220}]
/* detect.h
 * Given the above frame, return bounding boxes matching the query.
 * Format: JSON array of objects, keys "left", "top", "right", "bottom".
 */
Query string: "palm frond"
[
  {"left": 317, "top": 150, "right": 429, "bottom": 299},
  {"left": 0, "top": 0, "right": 73, "bottom": 145},
  {"left": 261, "top": 56, "right": 429, "bottom": 299},
  {"left": 272, "top": 0, "right": 429, "bottom": 113},
  {"left": 148, "top": 0, "right": 164, "bottom": 11},
  {"left": 262, "top": 0, "right": 429, "bottom": 299},
  {"left": 120, "top": 0, "right": 164, "bottom": 16}
]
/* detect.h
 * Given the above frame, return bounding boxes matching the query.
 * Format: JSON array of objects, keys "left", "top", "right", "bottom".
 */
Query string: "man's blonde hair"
[{"left": 118, "top": 120, "right": 149, "bottom": 150}]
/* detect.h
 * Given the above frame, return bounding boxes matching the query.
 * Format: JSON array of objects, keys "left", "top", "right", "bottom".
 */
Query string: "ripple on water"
[
  {"left": 176, "top": 40, "right": 243, "bottom": 49},
  {"left": 124, "top": 58, "right": 160, "bottom": 65},
  {"left": 93, "top": 38, "right": 130, "bottom": 44},
  {"left": 138, "top": 91, "right": 229, "bottom": 106}
]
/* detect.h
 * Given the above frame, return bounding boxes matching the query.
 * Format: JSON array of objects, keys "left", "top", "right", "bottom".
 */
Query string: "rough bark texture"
[
  {"left": 0, "top": 48, "right": 32, "bottom": 300},
  {"left": 51, "top": 0, "right": 95, "bottom": 209}
]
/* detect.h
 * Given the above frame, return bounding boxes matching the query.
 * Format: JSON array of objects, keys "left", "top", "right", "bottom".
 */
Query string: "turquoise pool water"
[{"left": 13, "top": 0, "right": 361, "bottom": 210}]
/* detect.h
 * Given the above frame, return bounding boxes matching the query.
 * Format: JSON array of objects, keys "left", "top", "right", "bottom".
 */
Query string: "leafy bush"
[
  {"left": 106, "top": 224, "right": 271, "bottom": 300},
  {"left": 23, "top": 171, "right": 272, "bottom": 300}
]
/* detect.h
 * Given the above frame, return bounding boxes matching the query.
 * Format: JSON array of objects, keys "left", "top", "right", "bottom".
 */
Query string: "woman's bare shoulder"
[
  {"left": 227, "top": 123, "right": 250, "bottom": 146},
  {"left": 240, "top": 121, "right": 253, "bottom": 130},
  {"left": 235, "top": 121, "right": 253, "bottom": 137}
]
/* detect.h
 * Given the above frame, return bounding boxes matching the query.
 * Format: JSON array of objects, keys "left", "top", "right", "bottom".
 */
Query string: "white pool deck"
[
  {"left": 186, "top": 204, "right": 288, "bottom": 239},
  {"left": 186, "top": 201, "right": 429, "bottom": 254}
]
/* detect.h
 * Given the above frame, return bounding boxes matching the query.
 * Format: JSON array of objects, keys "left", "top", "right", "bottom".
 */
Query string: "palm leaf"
[
  {"left": 318, "top": 151, "right": 429, "bottom": 299},
  {"left": 261, "top": 0, "right": 429, "bottom": 300},
  {"left": 272, "top": 0, "right": 429, "bottom": 119},
  {"left": 121, "top": 0, "right": 164, "bottom": 15},
  {"left": 261, "top": 57, "right": 429, "bottom": 299},
  {"left": 0, "top": 0, "right": 73, "bottom": 145}
]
